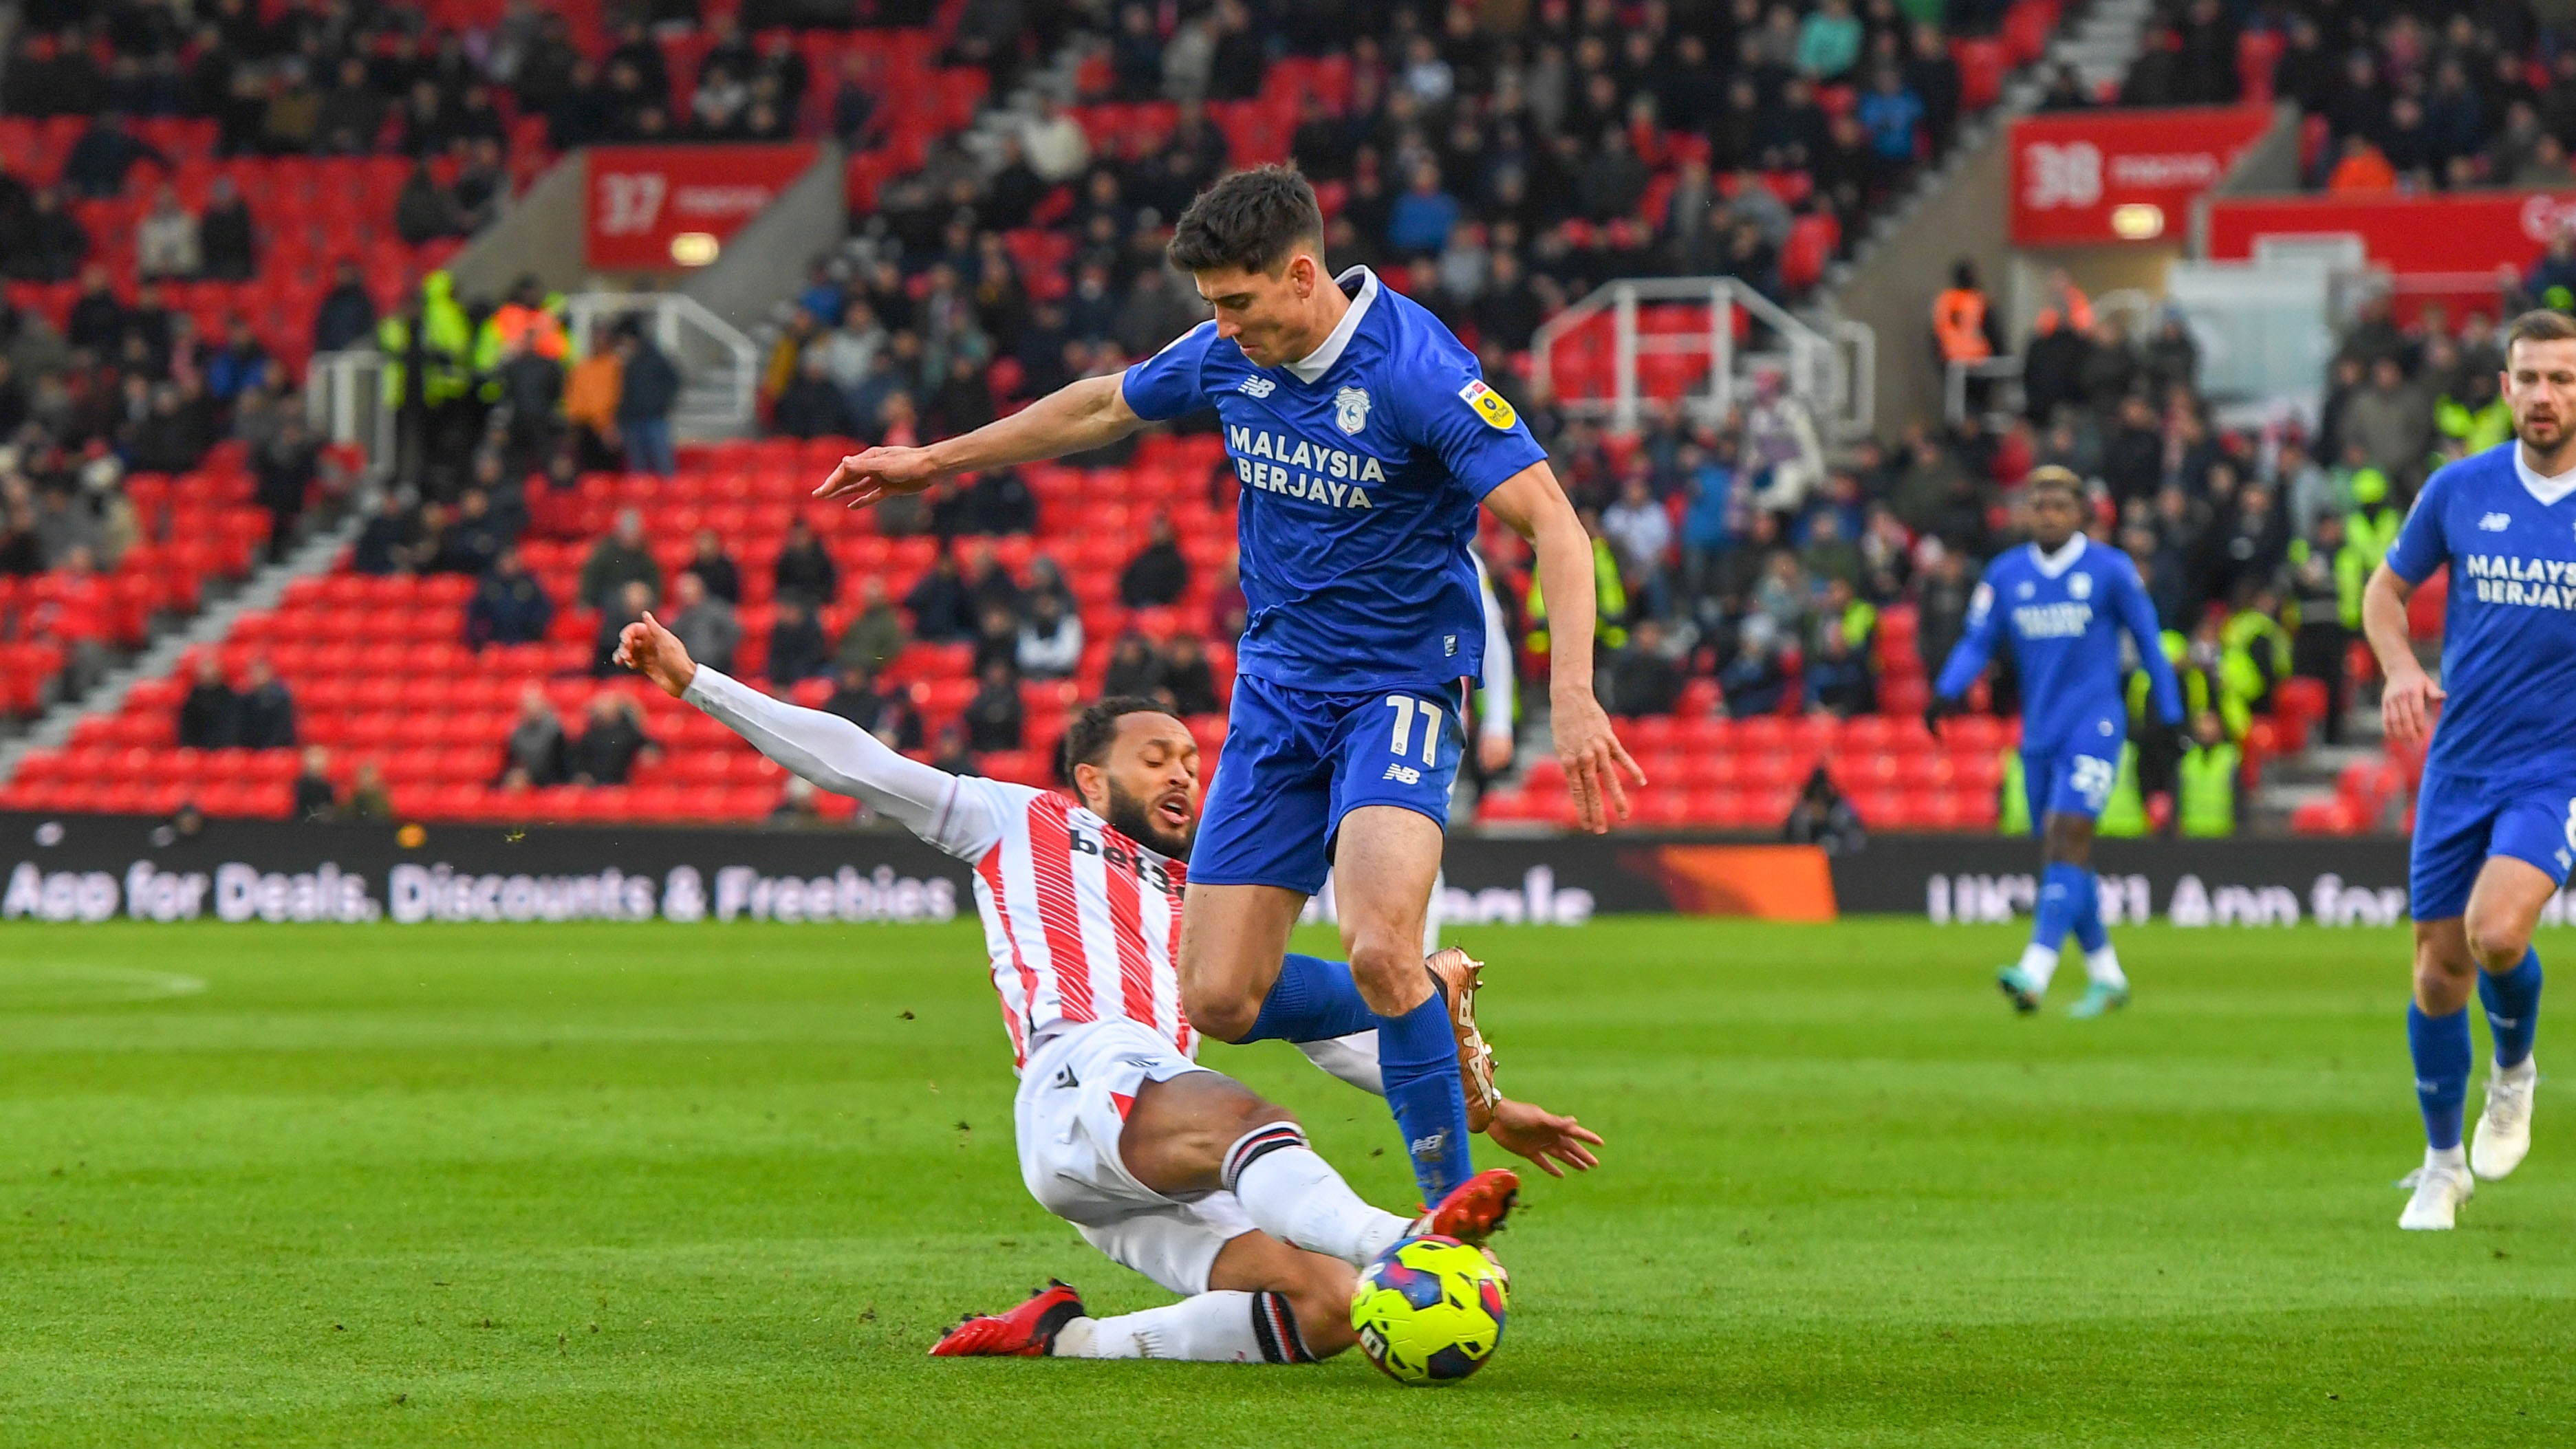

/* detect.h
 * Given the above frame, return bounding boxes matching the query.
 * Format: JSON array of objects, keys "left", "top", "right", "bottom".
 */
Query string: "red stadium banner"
[
  {"left": 2202, "top": 189, "right": 2576, "bottom": 274},
  {"left": 2009, "top": 105, "right": 2273, "bottom": 246},
  {"left": 584, "top": 144, "right": 817, "bottom": 270}
]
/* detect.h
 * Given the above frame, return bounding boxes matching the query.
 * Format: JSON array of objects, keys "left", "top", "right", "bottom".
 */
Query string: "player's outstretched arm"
[
  {"left": 617, "top": 612, "right": 1000, "bottom": 852},
  {"left": 1484, "top": 461, "right": 1645, "bottom": 833},
  {"left": 2363, "top": 563, "right": 2444, "bottom": 745},
  {"left": 812, "top": 372, "right": 1144, "bottom": 507}
]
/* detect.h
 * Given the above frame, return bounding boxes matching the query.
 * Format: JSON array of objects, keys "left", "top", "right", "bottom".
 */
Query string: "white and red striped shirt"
[
  {"left": 956, "top": 782, "right": 1193, "bottom": 1070},
  {"left": 680, "top": 668, "right": 1195, "bottom": 1071}
]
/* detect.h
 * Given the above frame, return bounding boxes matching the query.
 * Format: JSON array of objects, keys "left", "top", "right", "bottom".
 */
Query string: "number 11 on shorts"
[{"left": 1385, "top": 695, "right": 1442, "bottom": 768}]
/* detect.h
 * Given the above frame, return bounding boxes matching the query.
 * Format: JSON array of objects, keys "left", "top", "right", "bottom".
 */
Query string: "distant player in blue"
[
  {"left": 1930, "top": 467, "right": 2184, "bottom": 1018},
  {"left": 2364, "top": 310, "right": 2571, "bottom": 1231},
  {"left": 814, "top": 166, "right": 1636, "bottom": 1208}
]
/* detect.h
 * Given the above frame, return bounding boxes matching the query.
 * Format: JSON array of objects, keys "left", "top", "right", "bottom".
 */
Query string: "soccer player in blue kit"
[
  {"left": 1929, "top": 467, "right": 2185, "bottom": 1018},
  {"left": 813, "top": 166, "right": 1638, "bottom": 1209},
  {"left": 2363, "top": 310, "right": 2569, "bottom": 1231}
]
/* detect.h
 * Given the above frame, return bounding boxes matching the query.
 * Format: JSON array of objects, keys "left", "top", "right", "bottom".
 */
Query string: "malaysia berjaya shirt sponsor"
[
  {"left": 1120, "top": 265, "right": 1547, "bottom": 692},
  {"left": 2388, "top": 439, "right": 2576, "bottom": 787}
]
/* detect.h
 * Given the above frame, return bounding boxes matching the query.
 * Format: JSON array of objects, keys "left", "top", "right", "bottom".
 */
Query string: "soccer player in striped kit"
[{"left": 617, "top": 613, "right": 1599, "bottom": 1361}]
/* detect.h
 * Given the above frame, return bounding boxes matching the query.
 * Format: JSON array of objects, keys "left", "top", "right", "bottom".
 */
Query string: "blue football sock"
[
  {"left": 1240, "top": 955, "right": 1377, "bottom": 1045},
  {"left": 1377, "top": 980, "right": 1475, "bottom": 1205},
  {"left": 2409, "top": 1003, "right": 2473, "bottom": 1151},
  {"left": 2068, "top": 868, "right": 2108, "bottom": 955},
  {"left": 2479, "top": 948, "right": 2543, "bottom": 1070},
  {"left": 2032, "top": 862, "right": 2086, "bottom": 954}
]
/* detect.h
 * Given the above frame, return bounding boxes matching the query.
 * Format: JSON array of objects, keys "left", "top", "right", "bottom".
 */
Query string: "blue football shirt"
[
  {"left": 1934, "top": 535, "right": 2183, "bottom": 753},
  {"left": 1121, "top": 266, "right": 1548, "bottom": 693},
  {"left": 2385, "top": 440, "right": 2576, "bottom": 787}
]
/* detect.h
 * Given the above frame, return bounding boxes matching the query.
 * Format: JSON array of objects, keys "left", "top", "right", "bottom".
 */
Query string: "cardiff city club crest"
[
  {"left": 1334, "top": 385, "right": 1371, "bottom": 435},
  {"left": 2068, "top": 572, "right": 2092, "bottom": 600}
]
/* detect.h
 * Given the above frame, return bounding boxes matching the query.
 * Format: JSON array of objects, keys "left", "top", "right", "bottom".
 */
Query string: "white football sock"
[
  {"left": 1225, "top": 1128, "right": 1409, "bottom": 1267},
  {"left": 2425, "top": 1143, "right": 2467, "bottom": 1172},
  {"left": 1055, "top": 1292, "right": 1275, "bottom": 1362},
  {"left": 2017, "top": 942, "right": 2060, "bottom": 990},
  {"left": 2495, "top": 1055, "right": 2537, "bottom": 1083},
  {"left": 2084, "top": 944, "right": 2126, "bottom": 989}
]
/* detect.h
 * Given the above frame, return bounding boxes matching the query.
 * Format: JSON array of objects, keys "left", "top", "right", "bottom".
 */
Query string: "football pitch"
[{"left": 1, "top": 917, "right": 2570, "bottom": 1448}]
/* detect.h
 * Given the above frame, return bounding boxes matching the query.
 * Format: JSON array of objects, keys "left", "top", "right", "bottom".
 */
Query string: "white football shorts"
[{"left": 1014, "top": 1018, "right": 1258, "bottom": 1297}]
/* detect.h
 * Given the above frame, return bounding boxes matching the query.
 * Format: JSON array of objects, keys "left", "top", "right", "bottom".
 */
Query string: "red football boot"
[
  {"left": 927, "top": 1279, "right": 1086, "bottom": 1357},
  {"left": 1410, "top": 1166, "right": 1520, "bottom": 1246}
]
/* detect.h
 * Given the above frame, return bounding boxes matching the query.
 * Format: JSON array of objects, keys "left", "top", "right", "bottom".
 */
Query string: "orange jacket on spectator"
[
  {"left": 2327, "top": 142, "right": 2396, "bottom": 195},
  {"left": 565, "top": 353, "right": 622, "bottom": 434},
  {"left": 1932, "top": 287, "right": 1992, "bottom": 362}
]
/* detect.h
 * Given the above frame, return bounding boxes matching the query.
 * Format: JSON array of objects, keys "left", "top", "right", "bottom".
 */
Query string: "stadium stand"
[{"left": 1, "top": 0, "right": 2353, "bottom": 836}]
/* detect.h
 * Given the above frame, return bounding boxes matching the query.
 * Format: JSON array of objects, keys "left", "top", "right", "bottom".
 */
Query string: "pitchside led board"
[
  {"left": 585, "top": 142, "right": 817, "bottom": 271},
  {"left": 2009, "top": 105, "right": 2273, "bottom": 246}
]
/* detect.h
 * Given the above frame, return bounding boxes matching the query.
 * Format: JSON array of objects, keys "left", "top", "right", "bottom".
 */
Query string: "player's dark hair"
[
  {"left": 1058, "top": 696, "right": 1172, "bottom": 784},
  {"left": 1167, "top": 165, "right": 1324, "bottom": 276},
  {"left": 2507, "top": 308, "right": 2576, "bottom": 356}
]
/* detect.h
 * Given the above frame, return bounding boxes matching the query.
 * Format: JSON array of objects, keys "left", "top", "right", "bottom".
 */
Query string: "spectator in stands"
[
  {"left": 836, "top": 576, "right": 908, "bottom": 673},
  {"left": 315, "top": 54, "right": 389, "bottom": 154},
  {"left": 567, "top": 692, "right": 654, "bottom": 787},
  {"left": 136, "top": 186, "right": 202, "bottom": 281},
  {"left": 962, "top": 658, "right": 1024, "bottom": 753},
  {"left": 1603, "top": 617, "right": 1685, "bottom": 717},
  {"left": 767, "top": 597, "right": 831, "bottom": 685},
  {"left": 1601, "top": 471, "right": 1674, "bottom": 613},
  {"left": 1388, "top": 163, "right": 1462, "bottom": 259},
  {"left": 773, "top": 516, "right": 838, "bottom": 606},
  {"left": 291, "top": 746, "right": 339, "bottom": 822},
  {"left": 960, "top": 541, "right": 1024, "bottom": 618},
  {"left": 500, "top": 684, "right": 567, "bottom": 788},
  {"left": 177, "top": 654, "right": 239, "bottom": 750},
  {"left": 208, "top": 316, "right": 270, "bottom": 407},
  {"left": 2341, "top": 356, "right": 2433, "bottom": 490},
  {"left": 312, "top": 261, "right": 378, "bottom": 356},
  {"left": 339, "top": 761, "right": 391, "bottom": 823},
  {"left": 0, "top": 499, "right": 41, "bottom": 576},
  {"left": 593, "top": 579, "right": 656, "bottom": 677},
  {"left": 930, "top": 724, "right": 980, "bottom": 777},
  {"left": 1719, "top": 615, "right": 1789, "bottom": 718},
  {"left": 393, "top": 159, "right": 462, "bottom": 245},
  {"left": 62, "top": 113, "right": 165, "bottom": 199},
  {"left": 1118, "top": 515, "right": 1189, "bottom": 609},
  {"left": 903, "top": 552, "right": 977, "bottom": 642},
  {"left": 614, "top": 324, "right": 680, "bottom": 477},
  {"left": 1783, "top": 766, "right": 1867, "bottom": 854},
  {"left": 192, "top": 176, "right": 256, "bottom": 282},
  {"left": 1102, "top": 631, "right": 1162, "bottom": 697},
  {"left": 8, "top": 186, "right": 88, "bottom": 282},
  {"left": 236, "top": 657, "right": 296, "bottom": 750},
  {"left": 1803, "top": 614, "right": 1875, "bottom": 718},
  {"left": 971, "top": 603, "right": 1022, "bottom": 679},
  {"left": 955, "top": 468, "right": 1037, "bottom": 536},
  {"left": 685, "top": 529, "right": 739, "bottom": 605},
  {"left": 1017, "top": 592, "right": 1082, "bottom": 680},
  {"left": 1019, "top": 95, "right": 1090, "bottom": 184},
  {"left": 667, "top": 571, "right": 742, "bottom": 675},
  {"left": 563, "top": 326, "right": 624, "bottom": 473},
  {"left": 125, "top": 382, "right": 213, "bottom": 475},
  {"left": 66, "top": 265, "right": 129, "bottom": 356},
  {"left": 465, "top": 546, "right": 554, "bottom": 649},
  {"left": 775, "top": 351, "right": 858, "bottom": 439},
  {"left": 1161, "top": 633, "right": 1221, "bottom": 717},
  {"left": 578, "top": 508, "right": 660, "bottom": 612}
]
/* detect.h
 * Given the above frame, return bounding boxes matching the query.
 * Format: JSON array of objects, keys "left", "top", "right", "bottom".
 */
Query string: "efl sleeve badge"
[{"left": 1458, "top": 378, "right": 1517, "bottom": 431}]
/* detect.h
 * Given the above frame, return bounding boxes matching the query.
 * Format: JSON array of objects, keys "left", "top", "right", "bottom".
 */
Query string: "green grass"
[{"left": 0, "top": 918, "right": 2570, "bottom": 1447}]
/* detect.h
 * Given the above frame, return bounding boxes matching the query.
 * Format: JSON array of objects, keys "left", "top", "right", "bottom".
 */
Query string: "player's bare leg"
[
  {"left": 1173, "top": 882, "right": 1306, "bottom": 1043},
  {"left": 2462, "top": 858, "right": 2548, "bottom": 1180},
  {"left": 1331, "top": 806, "right": 1444, "bottom": 1018}
]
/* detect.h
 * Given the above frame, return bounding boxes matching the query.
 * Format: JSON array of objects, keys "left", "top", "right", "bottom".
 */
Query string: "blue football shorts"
[
  {"left": 1190, "top": 675, "right": 1464, "bottom": 894},
  {"left": 2018, "top": 708, "right": 2126, "bottom": 834},
  {"left": 2409, "top": 767, "right": 2576, "bottom": 922}
]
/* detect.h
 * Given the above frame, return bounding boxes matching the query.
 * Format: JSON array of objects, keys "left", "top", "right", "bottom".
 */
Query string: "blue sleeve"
[
  {"left": 2384, "top": 470, "right": 2451, "bottom": 585},
  {"left": 1118, "top": 321, "right": 1218, "bottom": 422},
  {"left": 2113, "top": 558, "right": 2184, "bottom": 726},
  {"left": 1932, "top": 566, "right": 2003, "bottom": 702},
  {"left": 1392, "top": 336, "right": 1548, "bottom": 500}
]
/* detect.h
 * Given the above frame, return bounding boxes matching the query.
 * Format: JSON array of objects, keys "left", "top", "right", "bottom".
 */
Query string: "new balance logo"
[
  {"left": 2480, "top": 512, "right": 2513, "bottom": 532},
  {"left": 1383, "top": 763, "right": 1422, "bottom": 785},
  {"left": 1237, "top": 375, "right": 1276, "bottom": 397},
  {"left": 1409, "top": 1133, "right": 1447, "bottom": 1159}
]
